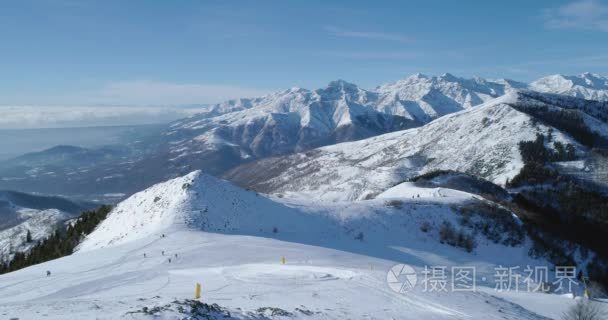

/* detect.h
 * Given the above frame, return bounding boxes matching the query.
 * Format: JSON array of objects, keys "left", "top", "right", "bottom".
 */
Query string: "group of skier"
[
  {"left": 45, "top": 234, "right": 177, "bottom": 277},
  {"left": 142, "top": 234, "right": 177, "bottom": 263}
]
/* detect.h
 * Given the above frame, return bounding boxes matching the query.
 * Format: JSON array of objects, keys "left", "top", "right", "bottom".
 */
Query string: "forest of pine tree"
[{"left": 0, "top": 205, "right": 112, "bottom": 274}]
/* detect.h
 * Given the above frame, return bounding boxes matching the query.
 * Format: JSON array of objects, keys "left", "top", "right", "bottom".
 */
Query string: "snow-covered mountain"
[
  {"left": 0, "top": 170, "right": 594, "bottom": 319},
  {"left": 225, "top": 91, "right": 608, "bottom": 201},
  {"left": 530, "top": 72, "right": 608, "bottom": 101},
  {"left": 144, "top": 75, "right": 530, "bottom": 180},
  {"left": 0, "top": 191, "right": 92, "bottom": 259},
  {"left": 165, "top": 75, "right": 526, "bottom": 163},
  {"left": 374, "top": 73, "right": 526, "bottom": 122},
  {"left": 164, "top": 81, "right": 416, "bottom": 170},
  {"left": 1, "top": 73, "right": 607, "bottom": 202}
]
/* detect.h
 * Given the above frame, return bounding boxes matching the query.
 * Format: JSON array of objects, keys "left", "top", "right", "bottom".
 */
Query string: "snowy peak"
[
  {"left": 374, "top": 73, "right": 525, "bottom": 122},
  {"left": 78, "top": 170, "right": 208, "bottom": 250},
  {"left": 530, "top": 72, "right": 608, "bottom": 100},
  {"left": 79, "top": 170, "right": 299, "bottom": 251},
  {"left": 326, "top": 79, "right": 358, "bottom": 90},
  {"left": 225, "top": 90, "right": 602, "bottom": 201}
]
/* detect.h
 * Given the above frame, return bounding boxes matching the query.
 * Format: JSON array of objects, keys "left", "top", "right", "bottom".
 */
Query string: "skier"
[
  {"left": 174, "top": 253, "right": 178, "bottom": 259},
  {"left": 162, "top": 250, "right": 165, "bottom": 256},
  {"left": 168, "top": 258, "right": 172, "bottom": 263},
  {"left": 46, "top": 270, "right": 51, "bottom": 277},
  {"left": 143, "top": 253, "right": 147, "bottom": 258}
]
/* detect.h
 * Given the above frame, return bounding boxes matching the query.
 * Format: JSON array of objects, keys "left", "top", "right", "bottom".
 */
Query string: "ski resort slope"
[{"left": 0, "top": 172, "right": 593, "bottom": 319}]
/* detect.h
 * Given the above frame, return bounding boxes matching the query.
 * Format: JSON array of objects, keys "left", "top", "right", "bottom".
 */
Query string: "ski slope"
[{"left": 0, "top": 171, "right": 598, "bottom": 319}]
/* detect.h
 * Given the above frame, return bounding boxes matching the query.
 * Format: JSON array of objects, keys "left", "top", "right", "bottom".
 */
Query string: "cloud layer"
[
  {"left": 325, "top": 26, "right": 412, "bottom": 43},
  {"left": 95, "top": 80, "right": 271, "bottom": 105},
  {"left": 0, "top": 80, "right": 273, "bottom": 129},
  {"left": 0, "top": 105, "right": 205, "bottom": 129},
  {"left": 543, "top": 0, "right": 608, "bottom": 32}
]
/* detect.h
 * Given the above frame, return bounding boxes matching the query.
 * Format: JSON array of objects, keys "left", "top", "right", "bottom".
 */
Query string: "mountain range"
[
  {"left": 0, "top": 72, "right": 607, "bottom": 319},
  {"left": 0, "top": 72, "right": 606, "bottom": 201},
  {"left": 226, "top": 90, "right": 608, "bottom": 200}
]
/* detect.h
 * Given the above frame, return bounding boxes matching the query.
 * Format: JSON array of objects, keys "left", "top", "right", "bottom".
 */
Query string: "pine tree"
[{"left": 1, "top": 205, "right": 112, "bottom": 274}]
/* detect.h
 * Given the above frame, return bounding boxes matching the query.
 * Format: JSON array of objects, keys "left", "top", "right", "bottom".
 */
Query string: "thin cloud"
[
  {"left": 543, "top": 0, "right": 608, "bottom": 32},
  {"left": 317, "top": 50, "right": 419, "bottom": 60},
  {"left": 0, "top": 105, "right": 205, "bottom": 129},
  {"left": 0, "top": 80, "right": 273, "bottom": 128},
  {"left": 325, "top": 26, "right": 413, "bottom": 43},
  {"left": 97, "top": 80, "right": 271, "bottom": 105}
]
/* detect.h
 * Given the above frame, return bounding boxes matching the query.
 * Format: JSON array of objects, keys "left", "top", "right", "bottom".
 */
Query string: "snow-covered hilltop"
[
  {"left": 1, "top": 170, "right": 590, "bottom": 319},
  {"left": 375, "top": 73, "right": 526, "bottom": 122},
  {"left": 531, "top": 72, "right": 608, "bottom": 101}
]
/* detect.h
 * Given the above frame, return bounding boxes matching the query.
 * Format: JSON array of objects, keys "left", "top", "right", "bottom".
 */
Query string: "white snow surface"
[
  {"left": 226, "top": 92, "right": 582, "bottom": 201},
  {"left": 530, "top": 72, "right": 608, "bottom": 101},
  {"left": 164, "top": 72, "right": 607, "bottom": 165},
  {"left": 377, "top": 182, "right": 482, "bottom": 200},
  {"left": 0, "top": 208, "right": 69, "bottom": 259},
  {"left": 162, "top": 74, "right": 531, "bottom": 163},
  {"left": 0, "top": 191, "right": 77, "bottom": 259},
  {"left": 0, "top": 171, "right": 600, "bottom": 319},
  {"left": 374, "top": 73, "right": 526, "bottom": 122}
]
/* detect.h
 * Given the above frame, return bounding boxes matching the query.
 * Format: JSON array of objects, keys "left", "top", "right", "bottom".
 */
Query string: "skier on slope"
[{"left": 46, "top": 270, "right": 51, "bottom": 277}]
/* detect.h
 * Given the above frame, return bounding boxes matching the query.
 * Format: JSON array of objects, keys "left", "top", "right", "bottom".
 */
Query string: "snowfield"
[
  {"left": 530, "top": 72, "right": 608, "bottom": 101},
  {"left": 0, "top": 171, "right": 600, "bottom": 319}
]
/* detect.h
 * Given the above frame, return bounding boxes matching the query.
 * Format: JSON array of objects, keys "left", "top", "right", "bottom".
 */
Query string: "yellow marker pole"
[
  {"left": 281, "top": 256, "right": 286, "bottom": 265},
  {"left": 582, "top": 276, "right": 589, "bottom": 299},
  {"left": 195, "top": 283, "right": 201, "bottom": 300}
]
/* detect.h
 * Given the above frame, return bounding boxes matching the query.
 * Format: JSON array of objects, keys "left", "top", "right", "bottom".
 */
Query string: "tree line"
[{"left": 0, "top": 205, "right": 112, "bottom": 274}]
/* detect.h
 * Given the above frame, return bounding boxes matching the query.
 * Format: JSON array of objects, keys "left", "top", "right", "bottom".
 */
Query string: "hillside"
[
  {"left": 0, "top": 171, "right": 594, "bottom": 319},
  {"left": 0, "top": 191, "right": 94, "bottom": 260},
  {"left": 1, "top": 73, "right": 606, "bottom": 202},
  {"left": 225, "top": 91, "right": 594, "bottom": 201},
  {"left": 531, "top": 73, "right": 608, "bottom": 101}
]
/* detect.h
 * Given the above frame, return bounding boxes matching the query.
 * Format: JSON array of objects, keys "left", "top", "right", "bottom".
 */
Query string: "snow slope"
[
  {"left": 375, "top": 73, "right": 526, "bottom": 122},
  {"left": 531, "top": 72, "right": 608, "bottom": 101},
  {"left": 225, "top": 92, "right": 586, "bottom": 201},
  {"left": 165, "top": 75, "right": 527, "bottom": 163},
  {"left": 163, "top": 81, "right": 416, "bottom": 169},
  {"left": 0, "top": 191, "right": 90, "bottom": 259},
  {"left": 0, "top": 171, "right": 593, "bottom": 319}
]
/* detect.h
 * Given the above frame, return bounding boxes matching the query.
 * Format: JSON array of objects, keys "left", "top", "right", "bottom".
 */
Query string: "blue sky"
[{"left": 1, "top": 0, "right": 608, "bottom": 105}]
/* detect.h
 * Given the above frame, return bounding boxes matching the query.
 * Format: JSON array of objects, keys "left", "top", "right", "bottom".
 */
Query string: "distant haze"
[
  {"left": 0, "top": 105, "right": 206, "bottom": 130},
  {"left": 0, "top": 124, "right": 164, "bottom": 161}
]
